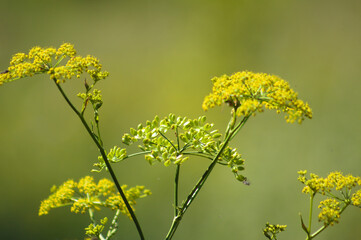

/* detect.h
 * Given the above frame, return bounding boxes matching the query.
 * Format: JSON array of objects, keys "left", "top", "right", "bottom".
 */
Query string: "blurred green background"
[{"left": 1, "top": 0, "right": 360, "bottom": 239}]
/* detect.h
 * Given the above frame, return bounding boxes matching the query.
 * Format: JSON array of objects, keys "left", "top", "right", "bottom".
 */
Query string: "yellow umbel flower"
[
  {"left": 298, "top": 170, "right": 361, "bottom": 196},
  {"left": 351, "top": 190, "right": 361, "bottom": 207},
  {"left": 318, "top": 199, "right": 341, "bottom": 225},
  {"left": 39, "top": 176, "right": 151, "bottom": 219},
  {"left": 202, "top": 71, "right": 312, "bottom": 123},
  {"left": 39, "top": 179, "right": 77, "bottom": 216},
  {"left": 298, "top": 170, "right": 361, "bottom": 226},
  {"left": 0, "top": 43, "right": 108, "bottom": 84},
  {"left": 105, "top": 185, "right": 151, "bottom": 219}
]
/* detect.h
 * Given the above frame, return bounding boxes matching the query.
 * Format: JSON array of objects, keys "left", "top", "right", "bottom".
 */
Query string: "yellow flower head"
[
  {"left": 39, "top": 179, "right": 77, "bottom": 216},
  {"left": 351, "top": 189, "right": 361, "bottom": 207},
  {"left": 202, "top": 71, "right": 312, "bottom": 123},
  {"left": 318, "top": 198, "right": 341, "bottom": 226},
  {"left": 298, "top": 170, "right": 361, "bottom": 226},
  {"left": 0, "top": 43, "right": 108, "bottom": 85},
  {"left": 298, "top": 170, "right": 361, "bottom": 196},
  {"left": 39, "top": 176, "right": 151, "bottom": 219}
]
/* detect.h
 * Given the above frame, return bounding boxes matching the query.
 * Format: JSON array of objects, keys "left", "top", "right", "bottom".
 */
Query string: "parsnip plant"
[{"left": 0, "top": 43, "right": 359, "bottom": 240}]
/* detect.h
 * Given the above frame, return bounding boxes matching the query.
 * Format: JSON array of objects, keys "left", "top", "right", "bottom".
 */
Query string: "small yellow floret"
[{"left": 351, "top": 190, "right": 361, "bottom": 207}]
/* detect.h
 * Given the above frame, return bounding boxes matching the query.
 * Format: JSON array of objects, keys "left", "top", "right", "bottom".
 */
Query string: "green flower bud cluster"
[
  {"left": 78, "top": 89, "right": 104, "bottom": 115},
  {"left": 263, "top": 222, "right": 287, "bottom": 240},
  {"left": 95, "top": 114, "right": 246, "bottom": 182},
  {"left": 85, "top": 217, "right": 107, "bottom": 238}
]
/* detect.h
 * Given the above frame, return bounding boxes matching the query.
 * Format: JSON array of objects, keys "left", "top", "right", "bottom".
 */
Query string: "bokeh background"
[{"left": 0, "top": 0, "right": 360, "bottom": 239}]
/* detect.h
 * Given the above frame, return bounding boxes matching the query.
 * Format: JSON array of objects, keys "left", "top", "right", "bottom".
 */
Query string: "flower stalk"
[{"left": 53, "top": 80, "right": 145, "bottom": 240}]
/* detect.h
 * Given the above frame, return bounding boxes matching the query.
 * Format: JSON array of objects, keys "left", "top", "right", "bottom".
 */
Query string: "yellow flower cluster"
[
  {"left": 298, "top": 170, "right": 361, "bottom": 226},
  {"left": 105, "top": 185, "right": 151, "bottom": 219},
  {"left": 202, "top": 71, "right": 312, "bottom": 123},
  {"left": 0, "top": 43, "right": 108, "bottom": 85},
  {"left": 48, "top": 55, "right": 108, "bottom": 83},
  {"left": 38, "top": 179, "right": 76, "bottom": 216},
  {"left": 39, "top": 176, "right": 151, "bottom": 218},
  {"left": 351, "top": 190, "right": 361, "bottom": 207},
  {"left": 318, "top": 199, "right": 340, "bottom": 225},
  {"left": 298, "top": 170, "right": 361, "bottom": 195}
]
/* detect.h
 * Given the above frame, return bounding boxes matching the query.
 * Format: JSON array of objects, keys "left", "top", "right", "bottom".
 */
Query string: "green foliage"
[{"left": 95, "top": 114, "right": 246, "bottom": 182}]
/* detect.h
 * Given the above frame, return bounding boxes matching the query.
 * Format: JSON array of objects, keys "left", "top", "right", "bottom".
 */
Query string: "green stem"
[
  {"left": 306, "top": 193, "right": 315, "bottom": 240},
  {"left": 309, "top": 225, "right": 326, "bottom": 240},
  {"left": 174, "top": 164, "right": 180, "bottom": 216},
  {"left": 224, "top": 108, "right": 237, "bottom": 140},
  {"left": 164, "top": 115, "right": 250, "bottom": 240},
  {"left": 158, "top": 130, "right": 177, "bottom": 151},
  {"left": 176, "top": 126, "right": 180, "bottom": 151},
  {"left": 128, "top": 151, "right": 152, "bottom": 158},
  {"left": 182, "top": 152, "right": 228, "bottom": 165},
  {"left": 95, "top": 111, "right": 103, "bottom": 147},
  {"left": 106, "top": 209, "right": 121, "bottom": 240},
  {"left": 53, "top": 80, "right": 145, "bottom": 240},
  {"left": 309, "top": 201, "right": 350, "bottom": 239},
  {"left": 113, "top": 151, "right": 151, "bottom": 163},
  {"left": 308, "top": 194, "right": 314, "bottom": 232}
]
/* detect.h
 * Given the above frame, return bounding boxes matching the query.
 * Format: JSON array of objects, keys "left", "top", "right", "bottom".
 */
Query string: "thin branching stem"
[
  {"left": 307, "top": 193, "right": 315, "bottom": 239},
  {"left": 176, "top": 126, "right": 180, "bottom": 151},
  {"left": 113, "top": 151, "right": 152, "bottom": 163},
  {"left": 174, "top": 164, "right": 180, "bottom": 216},
  {"left": 309, "top": 201, "right": 350, "bottom": 239},
  {"left": 158, "top": 130, "right": 178, "bottom": 151},
  {"left": 53, "top": 80, "right": 145, "bottom": 240},
  {"left": 164, "top": 114, "right": 250, "bottom": 240},
  {"left": 107, "top": 209, "right": 121, "bottom": 240}
]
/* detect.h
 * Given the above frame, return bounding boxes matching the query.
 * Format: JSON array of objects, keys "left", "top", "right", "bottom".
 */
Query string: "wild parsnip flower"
[
  {"left": 298, "top": 172, "right": 329, "bottom": 195},
  {"left": 298, "top": 170, "right": 361, "bottom": 196},
  {"left": 39, "top": 176, "right": 151, "bottom": 219},
  {"left": 203, "top": 71, "right": 312, "bottom": 123},
  {"left": 318, "top": 199, "right": 341, "bottom": 225},
  {"left": 105, "top": 185, "right": 151, "bottom": 219},
  {"left": 0, "top": 43, "right": 108, "bottom": 85},
  {"left": 351, "top": 190, "right": 361, "bottom": 207},
  {"left": 39, "top": 179, "right": 77, "bottom": 216},
  {"left": 326, "top": 171, "right": 361, "bottom": 190},
  {"left": 72, "top": 198, "right": 97, "bottom": 214},
  {"left": 298, "top": 170, "right": 361, "bottom": 226}
]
